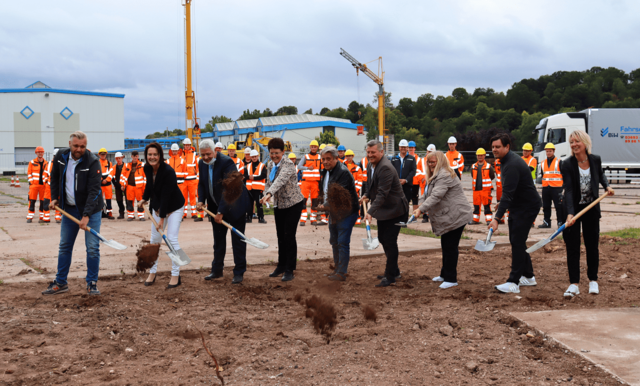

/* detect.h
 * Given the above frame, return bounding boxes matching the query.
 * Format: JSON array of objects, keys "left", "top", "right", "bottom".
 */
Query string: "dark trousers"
[
  {"left": 439, "top": 224, "right": 466, "bottom": 283},
  {"left": 378, "top": 211, "right": 408, "bottom": 282},
  {"left": 274, "top": 200, "right": 304, "bottom": 273},
  {"left": 542, "top": 187, "right": 564, "bottom": 224},
  {"left": 506, "top": 208, "right": 539, "bottom": 283},
  {"left": 402, "top": 184, "right": 413, "bottom": 207},
  {"left": 114, "top": 185, "right": 125, "bottom": 216},
  {"left": 563, "top": 204, "right": 600, "bottom": 283},
  {"left": 411, "top": 185, "right": 420, "bottom": 205},
  {"left": 211, "top": 214, "right": 247, "bottom": 276},
  {"left": 249, "top": 190, "right": 264, "bottom": 220}
]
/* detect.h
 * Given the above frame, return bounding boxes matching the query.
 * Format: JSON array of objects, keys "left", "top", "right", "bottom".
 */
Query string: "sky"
[{"left": 2, "top": 0, "right": 640, "bottom": 139}]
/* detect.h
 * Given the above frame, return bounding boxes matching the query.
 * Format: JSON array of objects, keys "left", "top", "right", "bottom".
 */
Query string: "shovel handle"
[
  {"left": 142, "top": 205, "right": 165, "bottom": 237},
  {"left": 54, "top": 205, "right": 94, "bottom": 232},
  {"left": 567, "top": 192, "right": 609, "bottom": 226},
  {"left": 201, "top": 207, "right": 248, "bottom": 240}
]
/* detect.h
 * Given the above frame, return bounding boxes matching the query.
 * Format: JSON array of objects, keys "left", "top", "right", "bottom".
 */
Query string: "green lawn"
[
  {"left": 603, "top": 227, "right": 640, "bottom": 239},
  {"left": 355, "top": 223, "right": 469, "bottom": 239}
]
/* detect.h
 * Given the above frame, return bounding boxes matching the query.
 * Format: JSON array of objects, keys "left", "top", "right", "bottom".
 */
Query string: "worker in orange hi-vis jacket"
[
  {"left": 358, "top": 153, "right": 369, "bottom": 220},
  {"left": 317, "top": 144, "right": 329, "bottom": 225},
  {"left": 43, "top": 148, "right": 61, "bottom": 223},
  {"left": 227, "top": 144, "right": 245, "bottom": 173},
  {"left": 98, "top": 148, "right": 115, "bottom": 220},
  {"left": 119, "top": 151, "right": 146, "bottom": 221},
  {"left": 469, "top": 148, "right": 495, "bottom": 225},
  {"left": 167, "top": 143, "right": 188, "bottom": 199},
  {"left": 521, "top": 142, "right": 538, "bottom": 180},
  {"left": 408, "top": 141, "right": 424, "bottom": 213},
  {"left": 27, "top": 146, "right": 49, "bottom": 223},
  {"left": 297, "top": 140, "right": 323, "bottom": 226},
  {"left": 494, "top": 157, "right": 508, "bottom": 223},
  {"left": 344, "top": 149, "right": 363, "bottom": 224},
  {"left": 245, "top": 149, "right": 268, "bottom": 224},
  {"left": 337, "top": 145, "right": 347, "bottom": 163},
  {"left": 445, "top": 136, "right": 465, "bottom": 179},
  {"left": 183, "top": 138, "right": 202, "bottom": 221}
]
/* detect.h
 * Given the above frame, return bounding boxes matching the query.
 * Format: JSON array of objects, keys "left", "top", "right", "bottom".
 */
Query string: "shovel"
[
  {"left": 202, "top": 208, "right": 269, "bottom": 249},
  {"left": 526, "top": 192, "right": 609, "bottom": 254},
  {"left": 143, "top": 205, "right": 191, "bottom": 266},
  {"left": 474, "top": 228, "right": 497, "bottom": 252},
  {"left": 396, "top": 214, "right": 417, "bottom": 227},
  {"left": 55, "top": 206, "right": 127, "bottom": 250},
  {"left": 361, "top": 202, "right": 380, "bottom": 250}
]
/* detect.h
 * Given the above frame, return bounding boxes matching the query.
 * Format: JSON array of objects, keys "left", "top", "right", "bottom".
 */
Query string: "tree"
[
  {"left": 303, "top": 108, "right": 313, "bottom": 114},
  {"left": 203, "top": 115, "right": 233, "bottom": 132},
  {"left": 372, "top": 91, "right": 393, "bottom": 108},
  {"left": 319, "top": 107, "right": 330, "bottom": 115},
  {"left": 315, "top": 131, "right": 340, "bottom": 146}
]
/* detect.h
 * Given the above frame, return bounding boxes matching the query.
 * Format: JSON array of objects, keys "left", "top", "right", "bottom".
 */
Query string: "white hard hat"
[
  {"left": 215, "top": 142, "right": 223, "bottom": 149},
  {"left": 250, "top": 149, "right": 259, "bottom": 157},
  {"left": 427, "top": 144, "right": 436, "bottom": 152},
  {"left": 447, "top": 136, "right": 457, "bottom": 144},
  {"left": 53, "top": 148, "right": 59, "bottom": 156},
  {"left": 115, "top": 152, "right": 123, "bottom": 158},
  {"left": 183, "top": 138, "right": 192, "bottom": 145},
  {"left": 171, "top": 143, "right": 179, "bottom": 151},
  {"left": 398, "top": 139, "right": 409, "bottom": 147},
  {"left": 244, "top": 147, "right": 252, "bottom": 153}
]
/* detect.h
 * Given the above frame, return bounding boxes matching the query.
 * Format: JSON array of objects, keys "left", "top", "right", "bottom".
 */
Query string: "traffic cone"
[
  {"left": 10, "top": 176, "right": 15, "bottom": 187},
  {"left": 14, "top": 176, "right": 21, "bottom": 188}
]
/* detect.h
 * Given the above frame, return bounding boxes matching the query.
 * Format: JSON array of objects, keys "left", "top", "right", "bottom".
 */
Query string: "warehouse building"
[{"left": 0, "top": 81, "right": 125, "bottom": 172}]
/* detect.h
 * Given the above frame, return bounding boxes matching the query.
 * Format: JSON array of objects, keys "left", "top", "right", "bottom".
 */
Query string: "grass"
[
  {"left": 623, "top": 203, "right": 630, "bottom": 206},
  {"left": 19, "top": 257, "right": 46, "bottom": 274},
  {"left": 0, "top": 280, "right": 3, "bottom": 285},
  {"left": 603, "top": 227, "right": 640, "bottom": 239},
  {"left": 352, "top": 223, "right": 471, "bottom": 239},
  {"left": 636, "top": 201, "right": 640, "bottom": 205},
  {"left": 263, "top": 207, "right": 274, "bottom": 216}
]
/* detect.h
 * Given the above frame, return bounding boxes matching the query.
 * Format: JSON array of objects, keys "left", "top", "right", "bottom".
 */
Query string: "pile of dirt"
[
  {"left": 222, "top": 171, "right": 244, "bottom": 204},
  {"left": 135, "top": 243, "right": 159, "bottom": 272},
  {"left": 362, "top": 304, "right": 377, "bottom": 322},
  {"left": 326, "top": 183, "right": 353, "bottom": 221},
  {"left": 303, "top": 295, "right": 337, "bottom": 337}
]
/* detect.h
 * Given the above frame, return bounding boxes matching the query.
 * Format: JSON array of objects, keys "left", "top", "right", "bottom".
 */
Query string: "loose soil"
[
  {"left": 135, "top": 243, "right": 160, "bottom": 273},
  {"left": 1, "top": 237, "right": 639, "bottom": 385},
  {"left": 326, "top": 183, "right": 353, "bottom": 222},
  {"left": 222, "top": 171, "right": 245, "bottom": 204}
]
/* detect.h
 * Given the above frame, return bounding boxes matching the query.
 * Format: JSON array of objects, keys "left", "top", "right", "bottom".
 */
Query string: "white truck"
[{"left": 533, "top": 108, "right": 640, "bottom": 183}]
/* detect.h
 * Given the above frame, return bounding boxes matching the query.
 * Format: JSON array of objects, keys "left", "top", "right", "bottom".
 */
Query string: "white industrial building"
[{"left": 0, "top": 81, "right": 125, "bottom": 172}]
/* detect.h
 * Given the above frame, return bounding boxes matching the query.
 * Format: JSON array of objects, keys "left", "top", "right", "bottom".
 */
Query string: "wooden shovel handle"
[
  {"left": 570, "top": 192, "right": 609, "bottom": 224},
  {"left": 142, "top": 204, "right": 165, "bottom": 237},
  {"left": 200, "top": 206, "right": 234, "bottom": 231},
  {"left": 54, "top": 205, "right": 92, "bottom": 231}
]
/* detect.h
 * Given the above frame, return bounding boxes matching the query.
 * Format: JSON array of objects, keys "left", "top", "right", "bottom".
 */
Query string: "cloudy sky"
[{"left": 2, "top": 0, "right": 639, "bottom": 138}]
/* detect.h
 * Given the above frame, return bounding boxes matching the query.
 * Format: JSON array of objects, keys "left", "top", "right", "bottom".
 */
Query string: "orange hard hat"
[{"left": 35, "top": 146, "right": 45, "bottom": 153}]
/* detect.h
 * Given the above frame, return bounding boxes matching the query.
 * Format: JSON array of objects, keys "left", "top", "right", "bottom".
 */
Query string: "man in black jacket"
[
  {"left": 196, "top": 139, "right": 251, "bottom": 284},
  {"left": 390, "top": 139, "right": 416, "bottom": 205},
  {"left": 42, "top": 131, "right": 104, "bottom": 296},
  {"left": 489, "top": 133, "right": 542, "bottom": 294},
  {"left": 317, "top": 146, "right": 359, "bottom": 281}
]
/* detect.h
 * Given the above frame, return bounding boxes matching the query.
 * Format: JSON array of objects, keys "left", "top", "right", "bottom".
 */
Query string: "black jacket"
[
  {"left": 495, "top": 151, "right": 541, "bottom": 218},
  {"left": 142, "top": 162, "right": 186, "bottom": 218},
  {"left": 390, "top": 153, "right": 416, "bottom": 186},
  {"left": 197, "top": 153, "right": 250, "bottom": 222},
  {"left": 319, "top": 160, "right": 359, "bottom": 216},
  {"left": 50, "top": 148, "right": 104, "bottom": 217},
  {"left": 561, "top": 153, "right": 609, "bottom": 218},
  {"left": 364, "top": 156, "right": 409, "bottom": 220}
]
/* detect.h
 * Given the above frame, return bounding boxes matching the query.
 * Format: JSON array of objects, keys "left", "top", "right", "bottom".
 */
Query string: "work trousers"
[
  {"left": 329, "top": 212, "right": 358, "bottom": 275},
  {"left": 299, "top": 181, "right": 319, "bottom": 223},
  {"left": 113, "top": 184, "right": 125, "bottom": 217},
  {"left": 378, "top": 211, "right": 408, "bottom": 282},
  {"left": 149, "top": 207, "right": 183, "bottom": 277},
  {"left": 439, "top": 224, "right": 466, "bottom": 283},
  {"left": 563, "top": 204, "right": 600, "bottom": 284},
  {"left": 542, "top": 187, "right": 564, "bottom": 224},
  {"left": 44, "top": 185, "right": 58, "bottom": 222},
  {"left": 506, "top": 207, "right": 539, "bottom": 284},
  {"left": 472, "top": 190, "right": 493, "bottom": 223},
  {"left": 125, "top": 186, "right": 145, "bottom": 219},
  {"left": 274, "top": 199, "right": 304, "bottom": 273},
  {"left": 210, "top": 212, "right": 247, "bottom": 276},
  {"left": 411, "top": 185, "right": 420, "bottom": 205},
  {"left": 28, "top": 184, "right": 47, "bottom": 220},
  {"left": 183, "top": 179, "right": 199, "bottom": 217},
  {"left": 248, "top": 190, "right": 264, "bottom": 220},
  {"left": 402, "top": 184, "right": 413, "bottom": 208},
  {"left": 55, "top": 205, "right": 102, "bottom": 285}
]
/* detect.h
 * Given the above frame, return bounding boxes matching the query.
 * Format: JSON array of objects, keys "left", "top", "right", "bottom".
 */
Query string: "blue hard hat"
[
  {"left": 408, "top": 141, "right": 416, "bottom": 147},
  {"left": 337, "top": 145, "right": 346, "bottom": 151}
]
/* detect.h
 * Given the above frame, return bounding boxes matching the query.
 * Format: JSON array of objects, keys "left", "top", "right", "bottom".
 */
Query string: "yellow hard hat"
[
  {"left": 522, "top": 143, "right": 533, "bottom": 151},
  {"left": 476, "top": 148, "right": 486, "bottom": 155},
  {"left": 345, "top": 149, "right": 355, "bottom": 156},
  {"left": 319, "top": 144, "right": 326, "bottom": 150},
  {"left": 288, "top": 153, "right": 297, "bottom": 159},
  {"left": 545, "top": 143, "right": 555, "bottom": 150},
  {"left": 99, "top": 148, "right": 107, "bottom": 153},
  {"left": 310, "top": 140, "right": 319, "bottom": 146},
  {"left": 228, "top": 144, "right": 236, "bottom": 150}
]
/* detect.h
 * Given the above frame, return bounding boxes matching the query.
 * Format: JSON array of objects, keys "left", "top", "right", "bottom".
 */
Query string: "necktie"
[
  {"left": 270, "top": 163, "right": 279, "bottom": 182},
  {"left": 208, "top": 165, "right": 214, "bottom": 201}
]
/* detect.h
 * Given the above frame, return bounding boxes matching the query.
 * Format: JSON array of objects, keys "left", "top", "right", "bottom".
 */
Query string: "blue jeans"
[
  {"left": 55, "top": 206, "right": 102, "bottom": 285},
  {"left": 329, "top": 212, "right": 358, "bottom": 275}
]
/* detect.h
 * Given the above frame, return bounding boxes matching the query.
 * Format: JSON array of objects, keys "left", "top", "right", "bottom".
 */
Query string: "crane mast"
[
  {"left": 340, "top": 48, "right": 385, "bottom": 147},
  {"left": 183, "top": 0, "right": 199, "bottom": 148}
]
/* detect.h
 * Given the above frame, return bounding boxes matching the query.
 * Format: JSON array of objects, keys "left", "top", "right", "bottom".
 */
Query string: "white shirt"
[
  {"left": 65, "top": 156, "right": 80, "bottom": 206},
  {"left": 324, "top": 169, "right": 330, "bottom": 202}
]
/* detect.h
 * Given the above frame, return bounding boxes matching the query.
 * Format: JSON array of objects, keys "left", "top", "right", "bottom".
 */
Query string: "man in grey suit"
[{"left": 361, "top": 140, "right": 409, "bottom": 287}]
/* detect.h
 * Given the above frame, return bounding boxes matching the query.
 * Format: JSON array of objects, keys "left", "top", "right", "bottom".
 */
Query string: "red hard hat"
[{"left": 35, "top": 146, "right": 45, "bottom": 153}]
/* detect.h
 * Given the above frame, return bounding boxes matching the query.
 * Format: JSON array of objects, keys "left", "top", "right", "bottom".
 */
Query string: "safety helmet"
[
  {"left": 183, "top": 138, "right": 192, "bottom": 145},
  {"left": 310, "top": 140, "right": 319, "bottom": 146},
  {"left": 447, "top": 136, "right": 457, "bottom": 144},
  {"left": 545, "top": 143, "right": 555, "bottom": 150},
  {"left": 522, "top": 143, "right": 533, "bottom": 151},
  {"left": 476, "top": 148, "right": 486, "bottom": 155},
  {"left": 345, "top": 149, "right": 355, "bottom": 156},
  {"left": 319, "top": 144, "right": 326, "bottom": 150},
  {"left": 408, "top": 141, "right": 416, "bottom": 147},
  {"left": 115, "top": 152, "right": 123, "bottom": 158},
  {"left": 398, "top": 139, "right": 409, "bottom": 147},
  {"left": 215, "top": 142, "right": 223, "bottom": 149},
  {"left": 337, "top": 145, "right": 346, "bottom": 151},
  {"left": 288, "top": 153, "right": 297, "bottom": 159},
  {"left": 250, "top": 150, "right": 259, "bottom": 157},
  {"left": 98, "top": 148, "right": 107, "bottom": 154},
  {"left": 35, "top": 146, "right": 45, "bottom": 153},
  {"left": 171, "top": 144, "right": 180, "bottom": 151},
  {"left": 228, "top": 144, "right": 236, "bottom": 150},
  {"left": 427, "top": 144, "right": 436, "bottom": 152},
  {"left": 244, "top": 147, "right": 252, "bottom": 153}
]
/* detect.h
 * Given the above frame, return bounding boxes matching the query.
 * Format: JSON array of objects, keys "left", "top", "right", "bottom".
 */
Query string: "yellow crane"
[
  {"left": 340, "top": 48, "right": 385, "bottom": 147},
  {"left": 183, "top": 0, "right": 200, "bottom": 149}
]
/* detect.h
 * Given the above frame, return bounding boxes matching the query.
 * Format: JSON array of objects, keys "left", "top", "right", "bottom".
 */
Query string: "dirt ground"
[{"left": 1, "top": 236, "right": 639, "bottom": 386}]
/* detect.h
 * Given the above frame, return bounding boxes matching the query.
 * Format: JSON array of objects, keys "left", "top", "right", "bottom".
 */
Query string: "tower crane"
[
  {"left": 183, "top": 0, "right": 200, "bottom": 149},
  {"left": 340, "top": 48, "right": 385, "bottom": 148}
]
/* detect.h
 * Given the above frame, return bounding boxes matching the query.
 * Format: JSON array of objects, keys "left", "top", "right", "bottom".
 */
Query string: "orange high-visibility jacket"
[
  {"left": 416, "top": 157, "right": 428, "bottom": 195},
  {"left": 43, "top": 158, "right": 54, "bottom": 185},
  {"left": 495, "top": 159, "right": 502, "bottom": 188},
  {"left": 166, "top": 154, "right": 187, "bottom": 184},
  {"left": 246, "top": 162, "right": 266, "bottom": 191},
  {"left": 183, "top": 150, "right": 199, "bottom": 181},
  {"left": 302, "top": 153, "right": 322, "bottom": 181},
  {"left": 345, "top": 160, "right": 363, "bottom": 193},
  {"left": 446, "top": 151, "right": 465, "bottom": 176},
  {"left": 522, "top": 155, "right": 538, "bottom": 179},
  {"left": 472, "top": 162, "right": 493, "bottom": 192},
  {"left": 413, "top": 155, "right": 425, "bottom": 186},
  {"left": 100, "top": 159, "right": 113, "bottom": 184},
  {"left": 120, "top": 162, "right": 146, "bottom": 190},
  {"left": 359, "top": 157, "right": 369, "bottom": 183},
  {"left": 541, "top": 157, "right": 563, "bottom": 188},
  {"left": 230, "top": 156, "right": 245, "bottom": 173},
  {"left": 27, "top": 158, "right": 48, "bottom": 186}
]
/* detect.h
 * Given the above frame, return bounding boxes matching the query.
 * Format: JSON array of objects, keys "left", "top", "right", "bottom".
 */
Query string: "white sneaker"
[
  {"left": 519, "top": 276, "right": 537, "bottom": 286},
  {"left": 495, "top": 282, "right": 520, "bottom": 293},
  {"left": 432, "top": 276, "right": 444, "bottom": 282},
  {"left": 564, "top": 284, "right": 580, "bottom": 298},
  {"left": 439, "top": 282, "right": 458, "bottom": 289},
  {"left": 589, "top": 281, "right": 599, "bottom": 294}
]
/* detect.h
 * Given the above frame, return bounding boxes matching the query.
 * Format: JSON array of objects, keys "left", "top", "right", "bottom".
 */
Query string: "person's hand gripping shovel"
[
  {"left": 361, "top": 201, "right": 379, "bottom": 250},
  {"left": 201, "top": 207, "right": 269, "bottom": 249},
  {"left": 142, "top": 204, "right": 191, "bottom": 266},
  {"left": 54, "top": 205, "right": 127, "bottom": 250}
]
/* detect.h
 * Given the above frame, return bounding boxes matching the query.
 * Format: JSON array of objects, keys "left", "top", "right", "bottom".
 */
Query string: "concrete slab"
[{"left": 512, "top": 308, "right": 640, "bottom": 386}]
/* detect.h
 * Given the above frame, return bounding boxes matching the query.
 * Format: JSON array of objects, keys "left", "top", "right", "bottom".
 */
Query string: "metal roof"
[
  {"left": 0, "top": 81, "right": 125, "bottom": 98},
  {"left": 214, "top": 122, "right": 235, "bottom": 131},
  {"left": 234, "top": 119, "right": 260, "bottom": 129},
  {"left": 258, "top": 114, "right": 350, "bottom": 126}
]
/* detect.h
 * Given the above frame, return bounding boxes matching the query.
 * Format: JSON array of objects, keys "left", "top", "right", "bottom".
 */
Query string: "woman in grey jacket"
[{"left": 414, "top": 151, "right": 473, "bottom": 289}]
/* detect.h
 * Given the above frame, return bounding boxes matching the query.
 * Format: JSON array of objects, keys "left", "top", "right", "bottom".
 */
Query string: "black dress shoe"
[
  {"left": 194, "top": 217, "right": 203, "bottom": 222},
  {"left": 269, "top": 268, "right": 285, "bottom": 278},
  {"left": 167, "top": 276, "right": 181, "bottom": 289},
  {"left": 281, "top": 272, "right": 294, "bottom": 282},
  {"left": 232, "top": 275, "right": 243, "bottom": 284},
  {"left": 205, "top": 272, "right": 223, "bottom": 280},
  {"left": 144, "top": 275, "right": 156, "bottom": 287},
  {"left": 375, "top": 277, "right": 395, "bottom": 287},
  {"left": 258, "top": 218, "right": 267, "bottom": 224},
  {"left": 422, "top": 216, "right": 429, "bottom": 223},
  {"left": 376, "top": 273, "right": 401, "bottom": 280},
  {"left": 117, "top": 214, "right": 125, "bottom": 219}
]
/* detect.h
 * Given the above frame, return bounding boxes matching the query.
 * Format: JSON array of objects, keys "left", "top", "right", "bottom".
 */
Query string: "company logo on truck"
[{"left": 601, "top": 127, "right": 609, "bottom": 137}]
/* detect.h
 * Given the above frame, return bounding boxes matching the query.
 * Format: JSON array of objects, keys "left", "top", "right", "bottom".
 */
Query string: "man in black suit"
[
  {"left": 196, "top": 139, "right": 251, "bottom": 284},
  {"left": 390, "top": 139, "right": 417, "bottom": 205}
]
